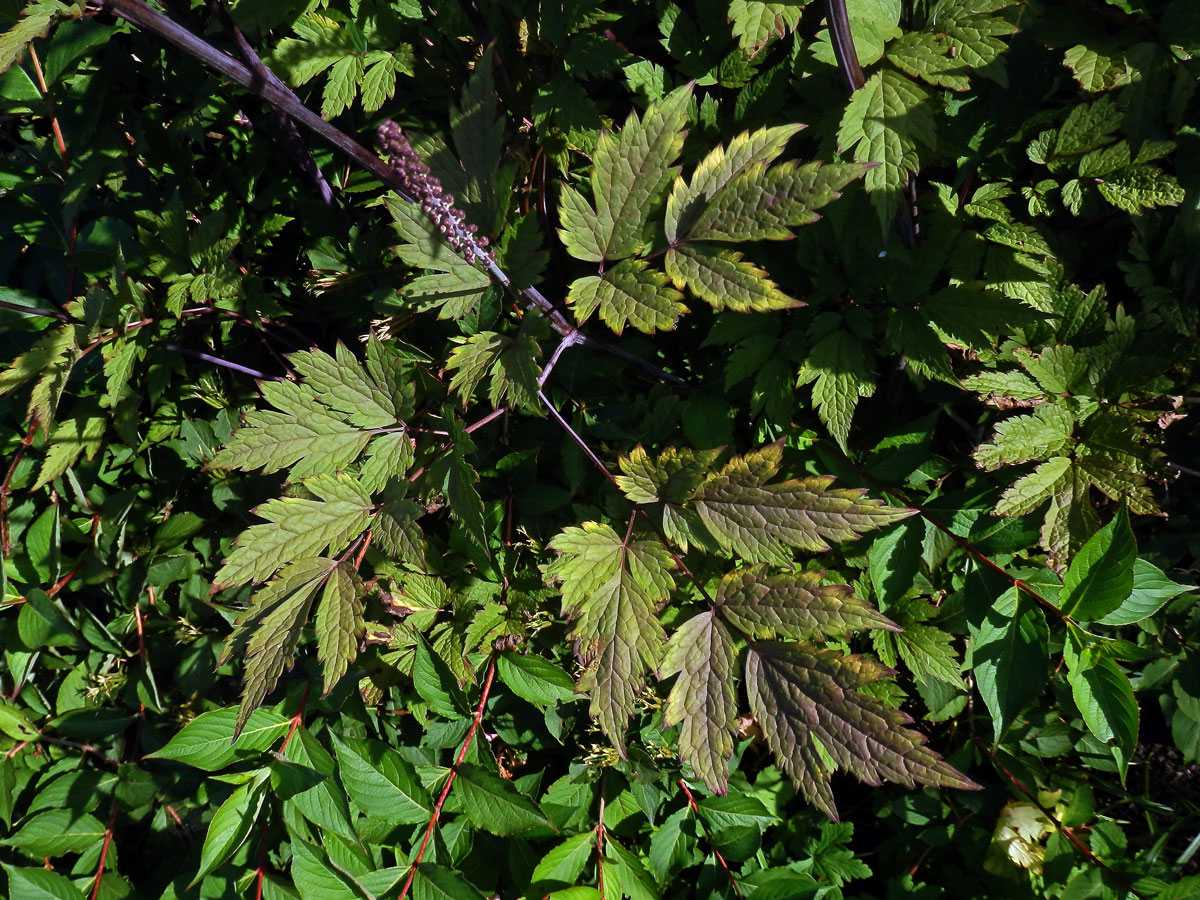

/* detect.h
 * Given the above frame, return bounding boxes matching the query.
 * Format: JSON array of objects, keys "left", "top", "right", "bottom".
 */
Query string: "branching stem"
[{"left": 397, "top": 656, "right": 497, "bottom": 900}]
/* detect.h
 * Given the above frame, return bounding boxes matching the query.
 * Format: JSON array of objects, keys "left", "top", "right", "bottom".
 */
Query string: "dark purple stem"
[{"left": 163, "top": 344, "right": 279, "bottom": 380}]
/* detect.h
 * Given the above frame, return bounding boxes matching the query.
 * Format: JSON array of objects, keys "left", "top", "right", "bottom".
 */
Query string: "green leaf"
[
  {"left": 974, "top": 406, "right": 1075, "bottom": 470},
  {"left": 546, "top": 522, "right": 675, "bottom": 752},
  {"left": 557, "top": 183, "right": 605, "bottom": 263},
  {"left": 359, "top": 431, "right": 415, "bottom": 493},
  {"left": 290, "top": 835, "right": 360, "bottom": 900},
  {"left": 411, "top": 864, "right": 486, "bottom": 900},
  {"left": 1060, "top": 505, "right": 1135, "bottom": 621},
  {"left": 872, "top": 598, "right": 965, "bottom": 689},
  {"left": 289, "top": 343, "right": 400, "bottom": 429},
  {"left": 664, "top": 243, "right": 798, "bottom": 313},
  {"left": 887, "top": 32, "right": 970, "bottom": 91},
  {"left": 432, "top": 413, "right": 488, "bottom": 549},
  {"left": 2, "top": 865, "right": 82, "bottom": 900},
  {"left": 0, "top": 702, "right": 39, "bottom": 741},
  {"left": 33, "top": 411, "right": 105, "bottom": 490},
  {"left": 1068, "top": 656, "right": 1137, "bottom": 777},
  {"left": 314, "top": 560, "right": 363, "bottom": 695},
  {"left": 1098, "top": 559, "right": 1195, "bottom": 626},
  {"left": 660, "top": 611, "right": 738, "bottom": 795},
  {"left": 690, "top": 444, "right": 914, "bottom": 565},
  {"left": 1095, "top": 165, "right": 1186, "bottom": 214},
  {"left": 214, "top": 475, "right": 371, "bottom": 588},
  {"left": 836, "top": 70, "right": 935, "bottom": 223},
  {"left": 615, "top": 445, "right": 720, "bottom": 505},
  {"left": 867, "top": 518, "right": 923, "bottom": 611},
  {"left": 321, "top": 53, "right": 363, "bottom": 118},
  {"left": 209, "top": 380, "right": 371, "bottom": 479},
  {"left": 604, "top": 838, "right": 659, "bottom": 900},
  {"left": 372, "top": 489, "right": 427, "bottom": 568},
  {"left": 1064, "top": 44, "right": 1130, "bottom": 92},
  {"left": 695, "top": 794, "right": 778, "bottom": 831},
  {"left": 147, "top": 707, "right": 290, "bottom": 770},
  {"left": 922, "top": 288, "right": 1042, "bottom": 348},
  {"left": 729, "top": 0, "right": 804, "bottom": 55},
  {"left": 567, "top": 259, "right": 687, "bottom": 336},
  {"left": 385, "top": 198, "right": 492, "bottom": 314},
  {"left": 283, "top": 727, "right": 357, "bottom": 841},
  {"left": 745, "top": 642, "right": 977, "bottom": 821},
  {"left": 453, "top": 763, "right": 554, "bottom": 835},
  {"left": 530, "top": 832, "right": 595, "bottom": 891},
  {"left": 451, "top": 45, "right": 504, "bottom": 224},
  {"left": 412, "top": 637, "right": 467, "bottom": 718},
  {"left": 688, "top": 161, "right": 868, "bottom": 242},
  {"left": 0, "top": 323, "right": 78, "bottom": 433},
  {"left": 496, "top": 652, "right": 578, "bottom": 707},
  {"left": 1054, "top": 95, "right": 1123, "bottom": 155},
  {"left": 224, "top": 558, "right": 338, "bottom": 733},
  {"left": 994, "top": 456, "right": 1072, "bottom": 517},
  {"left": 935, "top": 0, "right": 1018, "bottom": 72},
  {"left": 0, "top": 1, "right": 70, "bottom": 77},
  {"left": 361, "top": 53, "right": 401, "bottom": 112},
  {"left": 665, "top": 124, "right": 805, "bottom": 242},
  {"left": 717, "top": 566, "right": 898, "bottom": 639},
  {"left": 331, "top": 734, "right": 432, "bottom": 825},
  {"left": 970, "top": 585, "right": 1049, "bottom": 743},
  {"left": 192, "top": 780, "right": 265, "bottom": 884},
  {"left": 589, "top": 83, "right": 693, "bottom": 260},
  {"left": 447, "top": 331, "right": 541, "bottom": 411},
  {"left": 796, "top": 330, "right": 877, "bottom": 453},
  {"left": 1, "top": 808, "right": 105, "bottom": 857}
]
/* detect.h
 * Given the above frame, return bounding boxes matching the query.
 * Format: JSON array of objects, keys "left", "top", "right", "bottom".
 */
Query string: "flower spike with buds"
[{"left": 377, "top": 121, "right": 495, "bottom": 266}]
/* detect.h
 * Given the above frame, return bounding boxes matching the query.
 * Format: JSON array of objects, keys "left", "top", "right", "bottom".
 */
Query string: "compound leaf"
[
  {"left": 590, "top": 83, "right": 693, "bottom": 259},
  {"left": 716, "top": 565, "right": 898, "bottom": 639},
  {"left": 290, "top": 342, "right": 399, "bottom": 429},
  {"left": 209, "top": 380, "right": 370, "bottom": 478},
  {"left": 660, "top": 611, "right": 737, "bottom": 795},
  {"left": 214, "top": 474, "right": 372, "bottom": 589},
  {"left": 691, "top": 444, "right": 913, "bottom": 564},
  {"left": 546, "top": 523, "right": 675, "bottom": 753},
  {"left": 567, "top": 259, "right": 687, "bottom": 335},
  {"left": 689, "top": 160, "right": 869, "bottom": 242},
  {"left": 746, "top": 642, "right": 978, "bottom": 821},
  {"left": 665, "top": 243, "right": 798, "bottom": 313},
  {"left": 666, "top": 124, "right": 805, "bottom": 242},
  {"left": 315, "top": 560, "right": 364, "bottom": 695},
  {"left": 837, "top": 70, "right": 935, "bottom": 224},
  {"left": 223, "top": 558, "right": 339, "bottom": 733}
]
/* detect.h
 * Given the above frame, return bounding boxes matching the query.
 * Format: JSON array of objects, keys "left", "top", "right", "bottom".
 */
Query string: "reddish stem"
[
  {"left": 27, "top": 45, "right": 78, "bottom": 301},
  {"left": 976, "top": 739, "right": 1148, "bottom": 900},
  {"left": 396, "top": 657, "right": 497, "bottom": 900},
  {"left": 678, "top": 780, "right": 743, "bottom": 898},
  {"left": 280, "top": 678, "right": 312, "bottom": 753},
  {"left": 1, "top": 424, "right": 38, "bottom": 554},
  {"left": 253, "top": 818, "right": 270, "bottom": 900},
  {"left": 90, "top": 803, "right": 119, "bottom": 900}
]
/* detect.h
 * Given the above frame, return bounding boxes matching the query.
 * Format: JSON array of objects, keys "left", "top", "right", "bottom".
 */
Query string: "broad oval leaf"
[
  {"left": 331, "top": 734, "right": 432, "bottom": 824},
  {"left": 452, "top": 763, "right": 554, "bottom": 835},
  {"left": 147, "top": 706, "right": 290, "bottom": 771}
]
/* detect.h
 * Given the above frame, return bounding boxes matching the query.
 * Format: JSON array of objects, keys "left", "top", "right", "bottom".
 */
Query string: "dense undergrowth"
[{"left": 1, "top": 0, "right": 1199, "bottom": 898}]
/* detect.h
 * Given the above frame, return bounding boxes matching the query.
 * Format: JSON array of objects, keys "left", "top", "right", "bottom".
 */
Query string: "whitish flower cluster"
[{"left": 377, "top": 120, "right": 494, "bottom": 266}]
